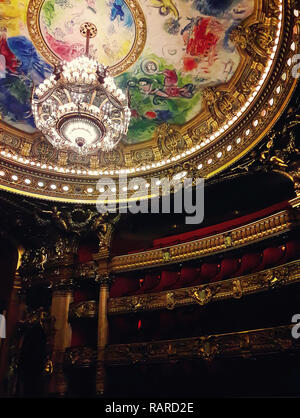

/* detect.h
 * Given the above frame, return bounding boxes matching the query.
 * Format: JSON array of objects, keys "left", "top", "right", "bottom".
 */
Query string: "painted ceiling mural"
[{"left": 0, "top": 0, "right": 254, "bottom": 143}]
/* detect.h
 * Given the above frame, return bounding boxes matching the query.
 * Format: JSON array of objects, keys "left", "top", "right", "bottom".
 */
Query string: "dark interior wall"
[
  {"left": 0, "top": 237, "right": 18, "bottom": 313},
  {"left": 106, "top": 352, "right": 300, "bottom": 398}
]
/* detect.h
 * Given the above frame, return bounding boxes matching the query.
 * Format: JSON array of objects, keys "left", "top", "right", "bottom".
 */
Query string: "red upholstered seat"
[
  {"left": 151, "top": 270, "right": 179, "bottom": 292},
  {"left": 210, "top": 258, "right": 240, "bottom": 283},
  {"left": 254, "top": 246, "right": 286, "bottom": 272},
  {"left": 170, "top": 267, "right": 199, "bottom": 289},
  {"left": 130, "top": 273, "right": 160, "bottom": 295},
  {"left": 110, "top": 276, "right": 140, "bottom": 298},
  {"left": 233, "top": 253, "right": 262, "bottom": 277},
  {"left": 191, "top": 262, "right": 220, "bottom": 285}
]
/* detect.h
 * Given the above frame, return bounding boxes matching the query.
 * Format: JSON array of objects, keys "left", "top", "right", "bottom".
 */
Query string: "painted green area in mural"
[
  {"left": 42, "top": 0, "right": 56, "bottom": 27},
  {"left": 116, "top": 54, "right": 202, "bottom": 144}
]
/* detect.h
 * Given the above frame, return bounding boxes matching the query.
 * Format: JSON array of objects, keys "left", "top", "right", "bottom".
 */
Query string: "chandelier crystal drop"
[{"left": 32, "top": 27, "right": 131, "bottom": 155}]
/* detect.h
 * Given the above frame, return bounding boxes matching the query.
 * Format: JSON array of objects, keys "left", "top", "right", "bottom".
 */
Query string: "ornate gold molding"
[
  {"left": 108, "top": 260, "right": 300, "bottom": 314},
  {"left": 63, "top": 324, "right": 300, "bottom": 367},
  {"left": 67, "top": 260, "right": 300, "bottom": 318},
  {"left": 106, "top": 325, "right": 299, "bottom": 365},
  {"left": 18, "top": 207, "right": 297, "bottom": 286},
  {"left": 64, "top": 346, "right": 96, "bottom": 369},
  {"left": 69, "top": 301, "right": 97, "bottom": 320},
  {"left": 110, "top": 209, "right": 295, "bottom": 273}
]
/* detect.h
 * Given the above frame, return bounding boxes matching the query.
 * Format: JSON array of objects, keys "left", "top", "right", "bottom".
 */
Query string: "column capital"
[
  {"left": 51, "top": 279, "right": 74, "bottom": 293},
  {"left": 95, "top": 274, "right": 114, "bottom": 288}
]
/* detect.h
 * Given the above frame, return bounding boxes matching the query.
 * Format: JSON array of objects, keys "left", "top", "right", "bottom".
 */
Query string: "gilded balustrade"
[
  {"left": 68, "top": 259, "right": 300, "bottom": 318},
  {"left": 110, "top": 210, "right": 295, "bottom": 273},
  {"left": 64, "top": 324, "right": 300, "bottom": 368}
]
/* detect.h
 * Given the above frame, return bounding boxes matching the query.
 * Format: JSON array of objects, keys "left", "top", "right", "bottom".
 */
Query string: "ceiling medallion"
[
  {"left": 27, "top": 0, "right": 146, "bottom": 76},
  {"left": 32, "top": 23, "right": 131, "bottom": 154}
]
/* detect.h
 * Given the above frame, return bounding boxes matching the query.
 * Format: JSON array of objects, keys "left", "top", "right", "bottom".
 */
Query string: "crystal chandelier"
[{"left": 32, "top": 23, "right": 131, "bottom": 154}]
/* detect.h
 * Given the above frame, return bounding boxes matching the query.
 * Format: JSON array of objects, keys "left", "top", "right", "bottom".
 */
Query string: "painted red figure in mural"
[
  {"left": 136, "top": 69, "right": 194, "bottom": 102},
  {"left": 187, "top": 18, "right": 218, "bottom": 57},
  {"left": 0, "top": 28, "right": 20, "bottom": 73},
  {"left": 182, "top": 17, "right": 220, "bottom": 65},
  {"left": 156, "top": 69, "right": 193, "bottom": 98}
]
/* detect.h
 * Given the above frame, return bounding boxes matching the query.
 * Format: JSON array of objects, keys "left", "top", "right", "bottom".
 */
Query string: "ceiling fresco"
[
  {"left": 1, "top": 0, "right": 253, "bottom": 143},
  {"left": 0, "top": 0, "right": 298, "bottom": 202},
  {"left": 39, "top": 0, "right": 135, "bottom": 67},
  {"left": 118, "top": 0, "right": 253, "bottom": 144}
]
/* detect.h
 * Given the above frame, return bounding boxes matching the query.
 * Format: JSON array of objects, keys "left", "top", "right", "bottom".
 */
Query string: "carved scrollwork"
[
  {"left": 266, "top": 266, "right": 289, "bottom": 288},
  {"left": 196, "top": 337, "right": 219, "bottom": 361},
  {"left": 100, "top": 148, "right": 124, "bottom": 169},
  {"left": 166, "top": 292, "right": 176, "bottom": 310},
  {"left": 69, "top": 300, "right": 97, "bottom": 319},
  {"left": 232, "top": 279, "right": 243, "bottom": 299},
  {"left": 190, "top": 286, "right": 213, "bottom": 306},
  {"left": 64, "top": 346, "right": 96, "bottom": 368},
  {"left": 76, "top": 262, "right": 99, "bottom": 280},
  {"left": 203, "top": 87, "right": 242, "bottom": 124},
  {"left": 230, "top": 15, "right": 278, "bottom": 63},
  {"left": 156, "top": 123, "right": 187, "bottom": 158},
  {"left": 129, "top": 296, "right": 144, "bottom": 312},
  {"left": 131, "top": 148, "right": 155, "bottom": 166}
]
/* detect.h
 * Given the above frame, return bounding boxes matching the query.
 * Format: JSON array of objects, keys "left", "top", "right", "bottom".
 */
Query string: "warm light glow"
[{"left": 32, "top": 56, "right": 130, "bottom": 154}]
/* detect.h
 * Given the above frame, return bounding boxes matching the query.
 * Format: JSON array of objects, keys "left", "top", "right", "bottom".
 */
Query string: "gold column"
[
  {"left": 48, "top": 287, "right": 72, "bottom": 396},
  {"left": 96, "top": 274, "right": 112, "bottom": 396},
  {"left": 92, "top": 214, "right": 120, "bottom": 395}
]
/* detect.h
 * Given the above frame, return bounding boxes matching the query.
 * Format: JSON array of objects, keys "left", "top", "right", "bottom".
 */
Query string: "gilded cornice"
[{"left": 68, "top": 260, "right": 300, "bottom": 318}]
